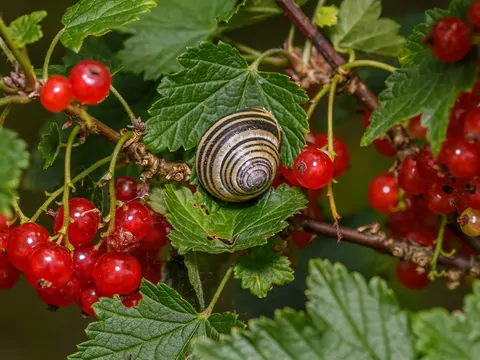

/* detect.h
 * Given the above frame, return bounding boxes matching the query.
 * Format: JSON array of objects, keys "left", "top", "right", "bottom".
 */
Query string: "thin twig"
[
  {"left": 340, "top": 60, "right": 397, "bottom": 73},
  {"left": 0, "top": 95, "right": 31, "bottom": 107},
  {"left": 110, "top": 85, "right": 136, "bottom": 123},
  {"left": 0, "top": 36, "right": 16, "bottom": 64},
  {"left": 0, "top": 104, "right": 11, "bottom": 126},
  {"left": 43, "top": 28, "right": 64, "bottom": 81}
]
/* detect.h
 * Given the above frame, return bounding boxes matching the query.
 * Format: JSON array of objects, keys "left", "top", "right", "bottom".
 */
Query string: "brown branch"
[
  {"left": 276, "top": 0, "right": 416, "bottom": 160},
  {"left": 292, "top": 215, "right": 480, "bottom": 277},
  {"left": 65, "top": 105, "right": 191, "bottom": 182}
]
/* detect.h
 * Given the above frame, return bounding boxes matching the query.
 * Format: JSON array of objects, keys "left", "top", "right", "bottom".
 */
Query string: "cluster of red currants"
[
  {"left": 426, "top": 0, "right": 480, "bottom": 63},
  {"left": 40, "top": 60, "right": 112, "bottom": 112},
  {"left": 365, "top": 79, "right": 480, "bottom": 290},
  {"left": 0, "top": 176, "right": 171, "bottom": 317}
]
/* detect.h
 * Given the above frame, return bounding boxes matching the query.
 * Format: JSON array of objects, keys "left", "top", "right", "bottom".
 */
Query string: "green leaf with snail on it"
[
  {"left": 163, "top": 184, "right": 307, "bottom": 255},
  {"left": 144, "top": 41, "right": 309, "bottom": 167}
]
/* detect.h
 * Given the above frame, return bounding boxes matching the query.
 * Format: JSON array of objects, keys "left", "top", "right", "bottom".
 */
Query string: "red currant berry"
[
  {"left": 115, "top": 176, "right": 139, "bottom": 202},
  {"left": 428, "top": 17, "right": 472, "bottom": 63},
  {"left": 464, "top": 107, "right": 480, "bottom": 142},
  {"left": 72, "top": 244, "right": 103, "bottom": 287},
  {"left": 280, "top": 163, "right": 301, "bottom": 187},
  {"left": 439, "top": 137, "right": 480, "bottom": 178},
  {"left": 405, "top": 227, "right": 437, "bottom": 247},
  {"left": 37, "top": 275, "right": 80, "bottom": 307},
  {"left": 464, "top": 177, "right": 480, "bottom": 209},
  {"left": 292, "top": 232, "right": 315, "bottom": 250},
  {"left": 449, "top": 93, "right": 473, "bottom": 138},
  {"left": 122, "top": 292, "right": 142, "bottom": 308},
  {"left": 424, "top": 183, "right": 457, "bottom": 214},
  {"left": 40, "top": 75, "right": 74, "bottom": 112},
  {"left": 396, "top": 262, "right": 430, "bottom": 290},
  {"left": 468, "top": 0, "right": 480, "bottom": 28},
  {"left": 408, "top": 115, "right": 427, "bottom": 139},
  {"left": 133, "top": 249, "right": 163, "bottom": 284},
  {"left": 293, "top": 148, "right": 333, "bottom": 189},
  {"left": 0, "top": 214, "right": 8, "bottom": 232},
  {"left": 115, "top": 202, "right": 152, "bottom": 241},
  {"left": 0, "top": 262, "right": 19, "bottom": 290},
  {"left": 26, "top": 242, "right": 73, "bottom": 289},
  {"left": 77, "top": 285, "right": 99, "bottom": 317},
  {"left": 271, "top": 172, "right": 284, "bottom": 189},
  {"left": 314, "top": 133, "right": 350, "bottom": 177},
  {"left": 140, "top": 208, "right": 172, "bottom": 251},
  {"left": 54, "top": 198, "right": 100, "bottom": 246},
  {"left": 398, "top": 155, "right": 427, "bottom": 195},
  {"left": 417, "top": 144, "right": 443, "bottom": 182},
  {"left": 0, "top": 232, "right": 8, "bottom": 266},
  {"left": 459, "top": 207, "right": 480, "bottom": 236},
  {"left": 367, "top": 173, "right": 399, "bottom": 214},
  {"left": 7, "top": 223, "right": 50, "bottom": 270},
  {"left": 92, "top": 252, "right": 142, "bottom": 297},
  {"left": 69, "top": 60, "right": 111, "bottom": 104}
]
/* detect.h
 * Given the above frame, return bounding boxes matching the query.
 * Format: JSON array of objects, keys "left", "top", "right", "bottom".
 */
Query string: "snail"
[{"left": 195, "top": 106, "right": 282, "bottom": 202}]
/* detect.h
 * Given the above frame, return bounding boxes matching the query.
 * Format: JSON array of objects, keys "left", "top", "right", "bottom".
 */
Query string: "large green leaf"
[
  {"left": 0, "top": 129, "right": 29, "bottom": 217},
  {"left": 195, "top": 259, "right": 415, "bottom": 359},
  {"left": 234, "top": 238, "right": 294, "bottom": 298},
  {"left": 361, "top": 4, "right": 477, "bottom": 154},
  {"left": 117, "top": 0, "right": 241, "bottom": 80},
  {"left": 69, "top": 280, "right": 242, "bottom": 359},
  {"left": 144, "top": 41, "right": 309, "bottom": 167},
  {"left": 413, "top": 281, "right": 480, "bottom": 359},
  {"left": 61, "top": 0, "right": 156, "bottom": 52},
  {"left": 163, "top": 184, "right": 307, "bottom": 255},
  {"left": 330, "top": 0, "right": 405, "bottom": 56},
  {"left": 8, "top": 11, "right": 47, "bottom": 47}
]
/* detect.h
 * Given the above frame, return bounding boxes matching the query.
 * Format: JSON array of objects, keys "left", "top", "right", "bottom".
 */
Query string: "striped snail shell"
[{"left": 195, "top": 106, "right": 282, "bottom": 202}]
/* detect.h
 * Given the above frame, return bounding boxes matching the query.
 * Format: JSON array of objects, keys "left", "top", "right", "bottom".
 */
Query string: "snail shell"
[{"left": 196, "top": 107, "right": 282, "bottom": 202}]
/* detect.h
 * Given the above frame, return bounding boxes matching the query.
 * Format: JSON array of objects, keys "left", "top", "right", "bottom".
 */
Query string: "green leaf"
[
  {"left": 195, "top": 259, "right": 415, "bottom": 359},
  {"left": 34, "top": 65, "right": 67, "bottom": 78},
  {"left": 314, "top": 6, "right": 339, "bottom": 28},
  {"left": 148, "top": 187, "right": 167, "bottom": 214},
  {"left": 61, "top": 0, "right": 156, "bottom": 52},
  {"left": 216, "top": 0, "right": 247, "bottom": 22},
  {"left": 413, "top": 281, "right": 480, "bottom": 359},
  {"left": 69, "top": 280, "right": 239, "bottom": 359},
  {"left": 234, "top": 238, "right": 294, "bottom": 298},
  {"left": 117, "top": 0, "right": 242, "bottom": 80},
  {"left": 38, "top": 122, "right": 61, "bottom": 170},
  {"left": 330, "top": 0, "right": 405, "bottom": 56},
  {"left": 8, "top": 11, "right": 47, "bottom": 47},
  {"left": 209, "top": 312, "right": 246, "bottom": 334},
  {"left": 145, "top": 41, "right": 309, "bottom": 167},
  {"left": 0, "top": 129, "right": 29, "bottom": 217},
  {"left": 225, "top": 0, "right": 309, "bottom": 30},
  {"left": 195, "top": 309, "right": 323, "bottom": 359},
  {"left": 163, "top": 183, "right": 307, "bottom": 255},
  {"left": 361, "top": 7, "right": 477, "bottom": 154},
  {"left": 75, "top": 175, "right": 105, "bottom": 214}
]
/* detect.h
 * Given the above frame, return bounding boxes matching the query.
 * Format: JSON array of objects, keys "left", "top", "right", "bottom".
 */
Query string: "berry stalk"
[
  {"left": 429, "top": 215, "right": 448, "bottom": 279},
  {"left": 109, "top": 85, "right": 137, "bottom": 123},
  {"left": 42, "top": 28, "right": 64, "bottom": 81}
]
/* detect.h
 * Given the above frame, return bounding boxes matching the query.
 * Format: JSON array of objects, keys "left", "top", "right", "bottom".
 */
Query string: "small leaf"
[
  {"left": 34, "top": 65, "right": 67, "bottom": 78},
  {"left": 145, "top": 41, "right": 308, "bottom": 166},
  {"left": 209, "top": 312, "right": 246, "bottom": 334},
  {"left": 117, "top": 0, "right": 243, "bottom": 80},
  {"left": 38, "top": 122, "right": 61, "bottom": 170},
  {"left": 234, "top": 238, "right": 294, "bottom": 298},
  {"left": 0, "top": 129, "right": 29, "bottom": 217},
  {"left": 195, "top": 259, "right": 415, "bottom": 359},
  {"left": 163, "top": 184, "right": 307, "bottom": 255},
  {"left": 8, "top": 11, "right": 47, "bottom": 47},
  {"left": 69, "top": 280, "right": 238, "bottom": 359},
  {"left": 61, "top": 0, "right": 156, "bottom": 52},
  {"left": 216, "top": 0, "right": 247, "bottom": 23},
  {"left": 361, "top": 7, "right": 477, "bottom": 154},
  {"left": 330, "top": 0, "right": 405, "bottom": 56},
  {"left": 314, "top": 6, "right": 339, "bottom": 28},
  {"left": 148, "top": 187, "right": 167, "bottom": 214}
]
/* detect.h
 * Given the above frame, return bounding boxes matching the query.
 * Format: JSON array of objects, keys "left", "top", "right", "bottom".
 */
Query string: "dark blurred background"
[{"left": 0, "top": 0, "right": 458, "bottom": 359}]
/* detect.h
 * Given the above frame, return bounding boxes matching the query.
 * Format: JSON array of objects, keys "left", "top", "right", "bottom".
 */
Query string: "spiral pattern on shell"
[{"left": 196, "top": 107, "right": 282, "bottom": 202}]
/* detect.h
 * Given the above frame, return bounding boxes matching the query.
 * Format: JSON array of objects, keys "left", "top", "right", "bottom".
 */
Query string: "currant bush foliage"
[
  {"left": 163, "top": 184, "right": 307, "bottom": 255},
  {"left": 69, "top": 280, "right": 244, "bottom": 360},
  {"left": 362, "top": 0, "right": 476, "bottom": 154},
  {"left": 8, "top": 11, "right": 47, "bottom": 47}
]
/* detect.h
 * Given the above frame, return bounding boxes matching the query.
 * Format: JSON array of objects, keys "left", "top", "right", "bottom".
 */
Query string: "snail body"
[{"left": 196, "top": 107, "right": 282, "bottom": 202}]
